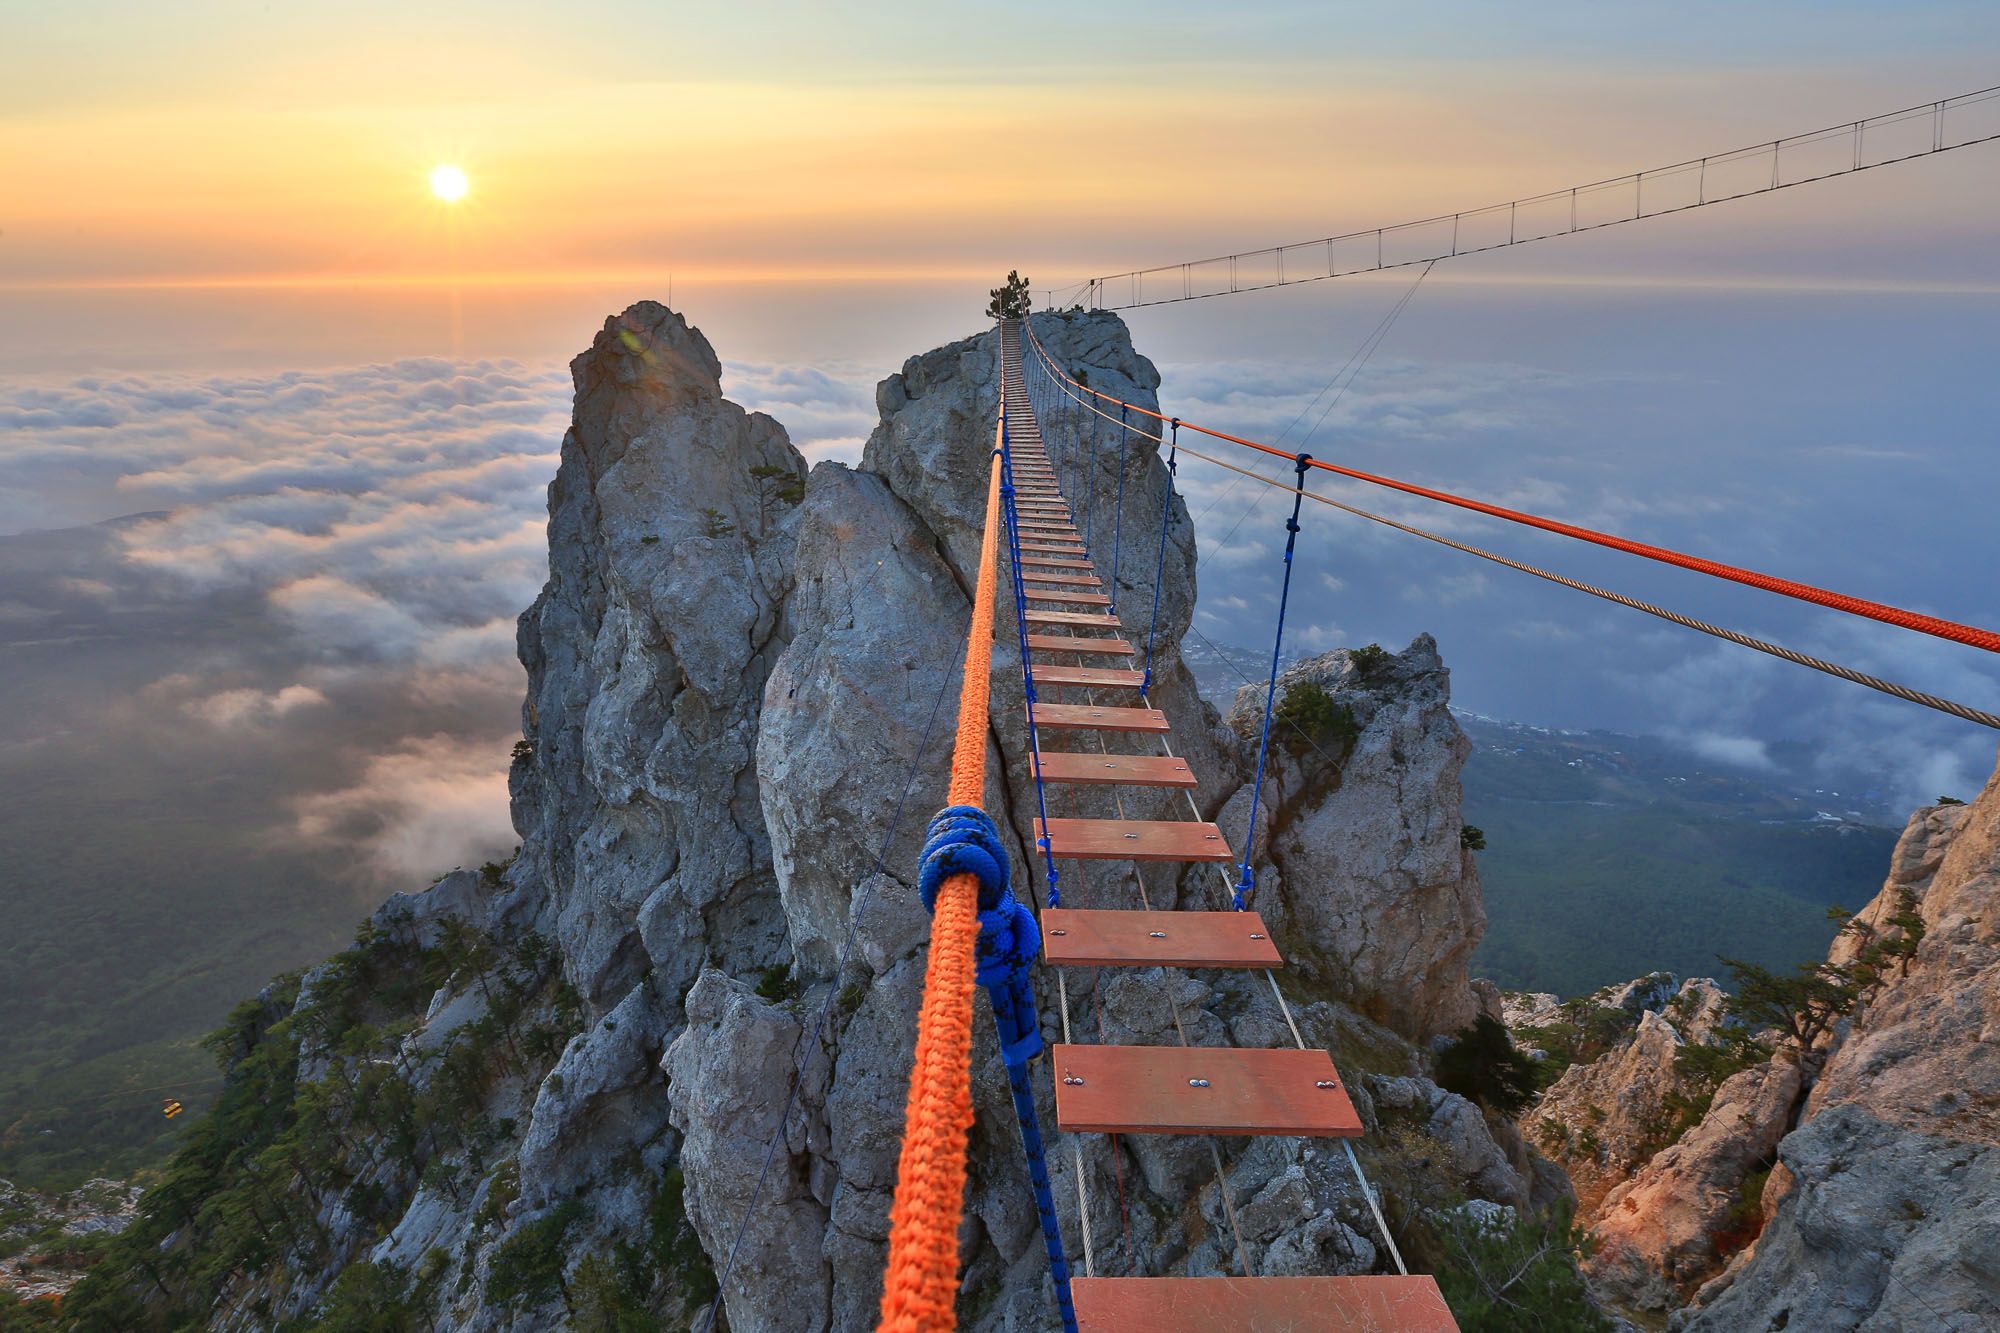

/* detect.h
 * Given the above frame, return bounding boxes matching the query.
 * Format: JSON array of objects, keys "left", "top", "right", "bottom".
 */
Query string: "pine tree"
[{"left": 986, "top": 270, "right": 1032, "bottom": 320}]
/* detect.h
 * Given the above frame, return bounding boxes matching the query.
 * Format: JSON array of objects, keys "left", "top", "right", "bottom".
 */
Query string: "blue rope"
[
  {"left": 1108, "top": 403, "right": 1128, "bottom": 616},
  {"left": 1141, "top": 420, "right": 1180, "bottom": 693},
  {"left": 999, "top": 417, "right": 1062, "bottom": 908},
  {"left": 1006, "top": 1060, "right": 1078, "bottom": 1333},
  {"left": 1234, "top": 452, "right": 1313, "bottom": 912},
  {"left": 916, "top": 817, "right": 1073, "bottom": 1329}
]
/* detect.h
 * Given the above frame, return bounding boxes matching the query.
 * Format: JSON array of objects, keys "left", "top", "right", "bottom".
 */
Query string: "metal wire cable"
[
  {"left": 1174, "top": 440, "right": 2000, "bottom": 730},
  {"left": 1024, "top": 324, "right": 2000, "bottom": 729},
  {"left": 1060, "top": 84, "right": 2000, "bottom": 309}
]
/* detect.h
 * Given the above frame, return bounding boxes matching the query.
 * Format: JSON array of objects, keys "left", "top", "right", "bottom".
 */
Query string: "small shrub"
[
  {"left": 1432, "top": 1199, "right": 1609, "bottom": 1332},
  {"left": 699, "top": 508, "right": 735, "bottom": 539},
  {"left": 1460, "top": 825, "right": 1487, "bottom": 851},
  {"left": 755, "top": 962, "right": 801, "bottom": 1003},
  {"left": 1936, "top": 795, "right": 1965, "bottom": 806},
  {"left": 1271, "top": 679, "right": 1359, "bottom": 758},
  {"left": 511, "top": 738, "right": 534, "bottom": 763},
  {"left": 649, "top": 1167, "right": 718, "bottom": 1307},
  {"left": 486, "top": 1200, "right": 584, "bottom": 1311},
  {"left": 1434, "top": 1014, "right": 1538, "bottom": 1118},
  {"left": 639, "top": 535, "right": 660, "bottom": 546},
  {"left": 1348, "top": 642, "right": 1390, "bottom": 675}
]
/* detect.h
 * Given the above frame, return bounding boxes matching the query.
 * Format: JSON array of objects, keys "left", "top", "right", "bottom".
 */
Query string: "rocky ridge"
[
  {"left": 0, "top": 1178, "right": 141, "bottom": 1305},
  {"left": 1508, "top": 760, "right": 2000, "bottom": 1330},
  {"left": 65, "top": 305, "right": 1566, "bottom": 1331}
]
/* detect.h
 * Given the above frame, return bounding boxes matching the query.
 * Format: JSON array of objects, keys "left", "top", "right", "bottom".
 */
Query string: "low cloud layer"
[{"left": 3, "top": 332, "right": 1995, "bottom": 899}]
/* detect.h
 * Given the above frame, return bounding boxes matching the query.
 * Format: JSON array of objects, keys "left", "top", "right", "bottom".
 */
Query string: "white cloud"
[
  {"left": 185, "top": 684, "right": 331, "bottom": 728},
  {"left": 1685, "top": 732, "right": 1776, "bottom": 772},
  {"left": 292, "top": 734, "right": 517, "bottom": 881}
]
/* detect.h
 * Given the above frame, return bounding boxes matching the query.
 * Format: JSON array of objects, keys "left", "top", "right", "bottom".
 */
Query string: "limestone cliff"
[
  {"left": 1508, "top": 756, "right": 2000, "bottom": 1330},
  {"left": 65, "top": 305, "right": 1552, "bottom": 1332}
]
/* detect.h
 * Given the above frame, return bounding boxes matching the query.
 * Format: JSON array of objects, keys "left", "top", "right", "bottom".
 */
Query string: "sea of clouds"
[{"left": 2, "top": 338, "right": 1993, "bottom": 907}]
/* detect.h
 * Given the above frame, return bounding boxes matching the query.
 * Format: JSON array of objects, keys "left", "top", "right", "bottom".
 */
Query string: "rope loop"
[{"left": 918, "top": 805, "right": 1010, "bottom": 913}]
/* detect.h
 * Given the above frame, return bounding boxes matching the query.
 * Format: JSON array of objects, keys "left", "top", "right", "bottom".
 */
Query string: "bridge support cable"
[
  {"left": 1234, "top": 452, "right": 1314, "bottom": 912},
  {"left": 1057, "top": 84, "right": 2000, "bottom": 309},
  {"left": 1171, "top": 440, "right": 2000, "bottom": 732},
  {"left": 1021, "top": 319, "right": 2000, "bottom": 658}
]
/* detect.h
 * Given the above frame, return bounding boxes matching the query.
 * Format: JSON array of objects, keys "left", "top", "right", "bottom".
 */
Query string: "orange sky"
[{"left": 5, "top": 4, "right": 1998, "bottom": 294}]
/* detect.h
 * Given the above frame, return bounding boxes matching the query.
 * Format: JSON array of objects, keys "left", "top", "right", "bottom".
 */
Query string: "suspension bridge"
[{"left": 706, "top": 81, "right": 2000, "bottom": 1333}]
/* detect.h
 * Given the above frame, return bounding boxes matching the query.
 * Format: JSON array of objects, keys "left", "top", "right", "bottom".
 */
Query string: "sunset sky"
[
  {"left": 8, "top": 3, "right": 2000, "bottom": 300},
  {"left": 4, "top": 1, "right": 1999, "bottom": 872}
]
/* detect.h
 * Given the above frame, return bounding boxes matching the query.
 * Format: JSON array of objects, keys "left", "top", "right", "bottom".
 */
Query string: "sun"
[{"left": 429, "top": 164, "right": 469, "bottom": 203}]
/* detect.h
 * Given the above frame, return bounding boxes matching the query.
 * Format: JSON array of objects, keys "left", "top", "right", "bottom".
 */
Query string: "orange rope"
[{"left": 877, "top": 374, "right": 1007, "bottom": 1331}]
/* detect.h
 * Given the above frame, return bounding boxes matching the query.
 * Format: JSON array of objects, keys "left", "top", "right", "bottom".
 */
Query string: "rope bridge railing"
[
  {"left": 879, "top": 361, "right": 1075, "bottom": 1331},
  {"left": 1019, "top": 317, "right": 2000, "bottom": 730},
  {"left": 1055, "top": 83, "right": 2000, "bottom": 309}
]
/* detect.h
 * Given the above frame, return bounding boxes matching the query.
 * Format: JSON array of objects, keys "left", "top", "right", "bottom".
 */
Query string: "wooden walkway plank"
[
  {"left": 1021, "top": 572, "right": 1102, "bottom": 587},
  {"left": 1030, "top": 703, "right": 1169, "bottom": 733},
  {"left": 1071, "top": 1276, "right": 1458, "bottom": 1332},
  {"left": 1028, "top": 664, "right": 1140, "bottom": 686},
  {"left": 1025, "top": 610, "right": 1121, "bottom": 628},
  {"left": 1035, "top": 817, "right": 1233, "bottom": 862},
  {"left": 1032, "top": 750, "right": 1196, "bottom": 787},
  {"left": 1043, "top": 908, "right": 1283, "bottom": 968},
  {"left": 1051, "top": 1044, "right": 1362, "bottom": 1136},
  {"left": 1026, "top": 634, "right": 1133, "bottom": 655},
  {"left": 1024, "top": 590, "right": 1113, "bottom": 606}
]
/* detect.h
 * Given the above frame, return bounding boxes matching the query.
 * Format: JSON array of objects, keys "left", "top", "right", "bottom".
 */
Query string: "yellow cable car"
[{"left": 162, "top": 1099, "right": 183, "bottom": 1119}]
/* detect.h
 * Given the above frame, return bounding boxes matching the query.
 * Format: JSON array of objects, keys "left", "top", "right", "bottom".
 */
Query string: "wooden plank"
[
  {"left": 1051, "top": 1044, "right": 1362, "bottom": 1136},
  {"left": 1021, "top": 542, "right": 1085, "bottom": 555},
  {"left": 1025, "top": 610, "right": 1121, "bottom": 629},
  {"left": 1030, "top": 665, "right": 1139, "bottom": 686},
  {"left": 1030, "top": 703, "right": 1169, "bottom": 733},
  {"left": 1024, "top": 589, "right": 1112, "bottom": 606},
  {"left": 1036, "top": 817, "right": 1233, "bottom": 862},
  {"left": 1072, "top": 1276, "right": 1458, "bottom": 1332},
  {"left": 1027, "top": 634, "right": 1134, "bottom": 656},
  {"left": 1021, "top": 558, "right": 1094, "bottom": 571},
  {"left": 1032, "top": 750, "right": 1196, "bottom": 787},
  {"left": 1022, "top": 572, "right": 1102, "bottom": 587},
  {"left": 1043, "top": 909, "right": 1282, "bottom": 968}
]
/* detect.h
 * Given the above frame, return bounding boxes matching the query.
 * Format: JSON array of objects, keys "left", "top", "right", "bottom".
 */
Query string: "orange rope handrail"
[
  {"left": 1021, "top": 319, "right": 2000, "bottom": 656},
  {"left": 877, "top": 376, "right": 1007, "bottom": 1331}
]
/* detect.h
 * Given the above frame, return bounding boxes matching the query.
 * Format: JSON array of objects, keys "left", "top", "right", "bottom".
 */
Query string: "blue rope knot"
[
  {"left": 915, "top": 804, "right": 1045, "bottom": 1064},
  {"left": 918, "top": 805, "right": 1011, "bottom": 913}
]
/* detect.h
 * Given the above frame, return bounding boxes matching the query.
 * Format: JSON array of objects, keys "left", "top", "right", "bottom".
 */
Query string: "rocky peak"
[
  {"left": 1220, "top": 635, "right": 1486, "bottom": 1040},
  {"left": 68, "top": 304, "right": 1565, "bottom": 1332}
]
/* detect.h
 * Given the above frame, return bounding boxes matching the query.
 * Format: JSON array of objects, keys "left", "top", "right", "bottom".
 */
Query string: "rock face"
[
  {"left": 1512, "top": 755, "right": 2000, "bottom": 1330},
  {"left": 0, "top": 1178, "right": 142, "bottom": 1302},
  {"left": 1678, "top": 764, "right": 2000, "bottom": 1331},
  {"left": 1519, "top": 975, "right": 1729, "bottom": 1217},
  {"left": 80, "top": 305, "right": 1549, "bottom": 1331},
  {"left": 1219, "top": 638, "right": 1486, "bottom": 1041}
]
